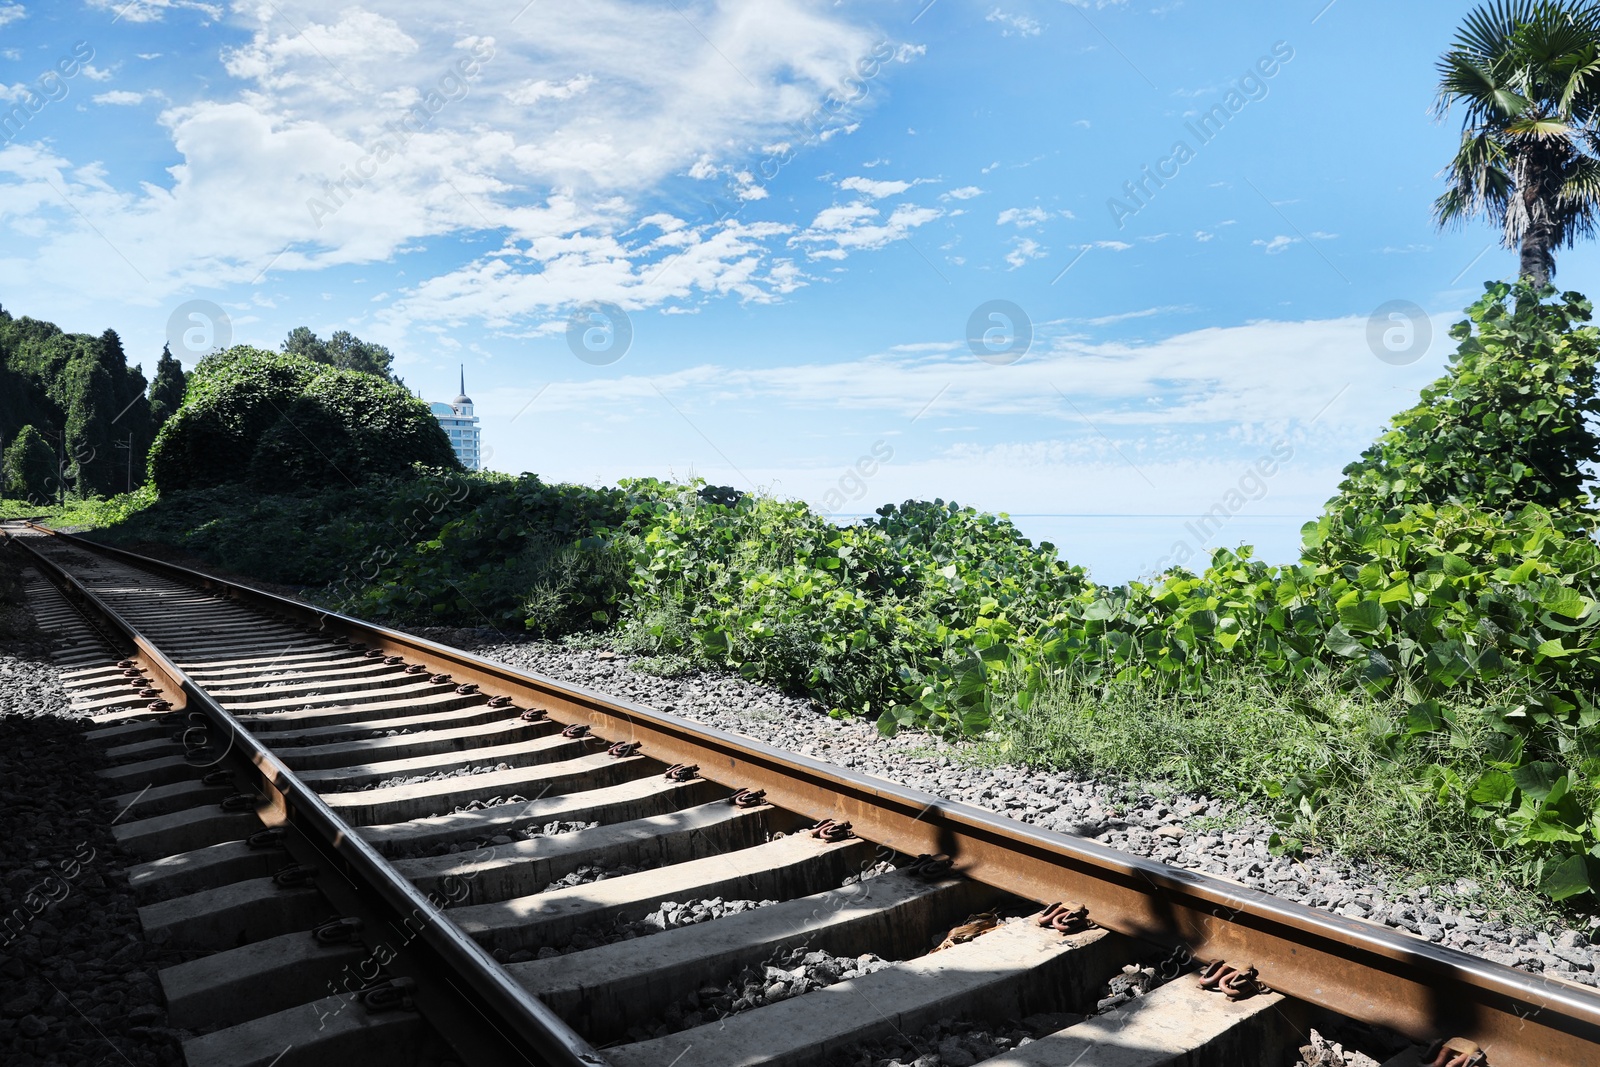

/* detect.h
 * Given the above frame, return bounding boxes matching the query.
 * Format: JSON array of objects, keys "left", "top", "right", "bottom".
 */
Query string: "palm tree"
[{"left": 1434, "top": 1, "right": 1600, "bottom": 285}]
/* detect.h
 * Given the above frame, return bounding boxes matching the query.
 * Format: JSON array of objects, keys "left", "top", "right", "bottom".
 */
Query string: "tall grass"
[{"left": 986, "top": 667, "right": 1558, "bottom": 922}]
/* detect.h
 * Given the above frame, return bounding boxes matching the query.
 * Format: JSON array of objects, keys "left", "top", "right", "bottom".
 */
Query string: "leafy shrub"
[
  {"left": 340, "top": 474, "right": 655, "bottom": 631},
  {"left": 148, "top": 347, "right": 458, "bottom": 492},
  {"left": 1333, "top": 283, "right": 1600, "bottom": 515},
  {"left": 2, "top": 424, "right": 55, "bottom": 503},
  {"left": 249, "top": 372, "right": 457, "bottom": 489}
]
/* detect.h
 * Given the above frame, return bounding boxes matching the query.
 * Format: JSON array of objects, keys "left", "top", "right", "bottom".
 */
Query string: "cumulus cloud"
[
  {"left": 1005, "top": 236, "right": 1045, "bottom": 268},
  {"left": 85, "top": 0, "right": 222, "bottom": 20},
  {"left": 0, "top": 0, "right": 905, "bottom": 324},
  {"left": 792, "top": 199, "right": 943, "bottom": 259},
  {"left": 506, "top": 74, "right": 594, "bottom": 106},
  {"left": 997, "top": 205, "right": 1049, "bottom": 227},
  {"left": 92, "top": 90, "right": 149, "bottom": 106},
  {"left": 0, "top": 4, "right": 24, "bottom": 28},
  {"left": 986, "top": 8, "right": 1042, "bottom": 36},
  {"left": 839, "top": 175, "right": 914, "bottom": 198},
  {"left": 1253, "top": 235, "right": 1299, "bottom": 254}
]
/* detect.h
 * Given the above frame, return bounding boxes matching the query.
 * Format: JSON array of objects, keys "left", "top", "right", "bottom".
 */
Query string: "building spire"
[{"left": 459, "top": 364, "right": 465, "bottom": 395}]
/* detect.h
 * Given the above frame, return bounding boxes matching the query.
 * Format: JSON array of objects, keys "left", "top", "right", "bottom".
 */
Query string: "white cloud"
[
  {"left": 839, "top": 175, "right": 913, "bottom": 198},
  {"left": 506, "top": 74, "right": 594, "bottom": 106},
  {"left": 793, "top": 200, "right": 943, "bottom": 259},
  {"left": 80, "top": 65, "right": 113, "bottom": 82},
  {"left": 1195, "top": 230, "right": 1214, "bottom": 242},
  {"left": 1005, "top": 236, "right": 1045, "bottom": 268},
  {"left": 1069, "top": 305, "right": 1194, "bottom": 327},
  {"left": 986, "top": 8, "right": 1042, "bottom": 36},
  {"left": 490, "top": 311, "right": 1451, "bottom": 447},
  {"left": 83, "top": 0, "right": 233, "bottom": 22},
  {"left": 0, "top": 4, "right": 24, "bottom": 28},
  {"left": 997, "top": 205, "right": 1049, "bottom": 227},
  {"left": 93, "top": 90, "right": 149, "bottom": 106},
  {"left": 1253, "top": 235, "right": 1299, "bottom": 255},
  {"left": 0, "top": 0, "right": 897, "bottom": 321},
  {"left": 943, "top": 186, "right": 983, "bottom": 200}
]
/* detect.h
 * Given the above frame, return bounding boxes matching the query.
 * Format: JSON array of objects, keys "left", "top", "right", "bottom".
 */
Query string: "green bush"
[
  {"left": 339, "top": 473, "right": 654, "bottom": 633},
  {"left": 3, "top": 424, "right": 55, "bottom": 503},
  {"left": 249, "top": 372, "right": 457, "bottom": 489},
  {"left": 148, "top": 346, "right": 458, "bottom": 492}
]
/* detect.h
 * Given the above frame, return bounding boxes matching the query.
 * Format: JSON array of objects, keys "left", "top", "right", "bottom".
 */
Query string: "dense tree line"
[
  {"left": 0, "top": 307, "right": 186, "bottom": 503},
  {"left": 282, "top": 327, "right": 397, "bottom": 380}
]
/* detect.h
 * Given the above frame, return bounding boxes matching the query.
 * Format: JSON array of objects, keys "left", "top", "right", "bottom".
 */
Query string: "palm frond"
[
  {"left": 1557, "top": 154, "right": 1600, "bottom": 212},
  {"left": 1435, "top": 130, "right": 1515, "bottom": 228},
  {"left": 1453, "top": 1, "right": 1542, "bottom": 62},
  {"left": 1504, "top": 116, "right": 1580, "bottom": 138},
  {"left": 1434, "top": 52, "right": 1529, "bottom": 120},
  {"left": 1435, "top": 0, "right": 1600, "bottom": 277},
  {"left": 1556, "top": 52, "right": 1600, "bottom": 115}
]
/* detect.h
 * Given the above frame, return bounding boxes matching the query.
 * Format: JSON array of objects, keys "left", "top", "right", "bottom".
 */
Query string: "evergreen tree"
[
  {"left": 148, "top": 344, "right": 187, "bottom": 429},
  {"left": 282, "top": 327, "right": 396, "bottom": 380},
  {"left": 283, "top": 326, "right": 324, "bottom": 362}
]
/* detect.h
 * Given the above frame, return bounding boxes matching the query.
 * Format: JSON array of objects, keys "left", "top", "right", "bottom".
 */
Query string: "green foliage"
[
  {"left": 283, "top": 326, "right": 396, "bottom": 380},
  {"left": 148, "top": 344, "right": 187, "bottom": 430},
  {"left": 148, "top": 346, "right": 321, "bottom": 491},
  {"left": 249, "top": 371, "right": 458, "bottom": 489},
  {"left": 0, "top": 311, "right": 156, "bottom": 498},
  {"left": 1333, "top": 283, "right": 1600, "bottom": 515},
  {"left": 0, "top": 484, "right": 157, "bottom": 528},
  {"left": 341, "top": 474, "right": 649, "bottom": 634},
  {"left": 148, "top": 346, "right": 457, "bottom": 493},
  {"left": 3, "top": 425, "right": 56, "bottom": 504},
  {"left": 1434, "top": 1, "right": 1600, "bottom": 283},
  {"left": 994, "top": 668, "right": 1540, "bottom": 919}
]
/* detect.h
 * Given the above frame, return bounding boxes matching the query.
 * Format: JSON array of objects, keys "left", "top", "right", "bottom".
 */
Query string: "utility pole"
[{"left": 113, "top": 432, "right": 133, "bottom": 493}]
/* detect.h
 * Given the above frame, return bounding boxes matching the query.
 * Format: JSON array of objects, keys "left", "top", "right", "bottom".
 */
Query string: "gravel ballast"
[
  {"left": 0, "top": 648, "right": 191, "bottom": 1066},
  {"left": 443, "top": 632, "right": 1599, "bottom": 990}
]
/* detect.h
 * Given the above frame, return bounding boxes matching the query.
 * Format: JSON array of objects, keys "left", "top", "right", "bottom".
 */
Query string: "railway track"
[{"left": 5, "top": 521, "right": 1598, "bottom": 1067}]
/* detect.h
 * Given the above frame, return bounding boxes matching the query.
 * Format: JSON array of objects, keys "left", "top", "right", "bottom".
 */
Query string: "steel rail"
[
  {"left": 10, "top": 526, "right": 608, "bottom": 1067},
  {"left": 27, "top": 524, "right": 1600, "bottom": 1067}
]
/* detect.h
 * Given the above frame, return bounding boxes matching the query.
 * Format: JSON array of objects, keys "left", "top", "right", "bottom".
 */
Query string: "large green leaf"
[
  {"left": 1513, "top": 761, "right": 1565, "bottom": 802},
  {"left": 1339, "top": 598, "right": 1387, "bottom": 634},
  {"left": 1469, "top": 769, "right": 1517, "bottom": 806},
  {"left": 1323, "top": 624, "right": 1367, "bottom": 659},
  {"left": 1539, "top": 854, "right": 1593, "bottom": 901}
]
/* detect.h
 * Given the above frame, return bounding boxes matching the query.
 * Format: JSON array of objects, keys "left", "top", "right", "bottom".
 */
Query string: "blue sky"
[{"left": 0, "top": 0, "right": 1582, "bottom": 582}]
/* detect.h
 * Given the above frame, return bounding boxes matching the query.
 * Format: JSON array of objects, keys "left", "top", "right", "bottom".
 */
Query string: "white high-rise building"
[{"left": 431, "top": 366, "right": 482, "bottom": 471}]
